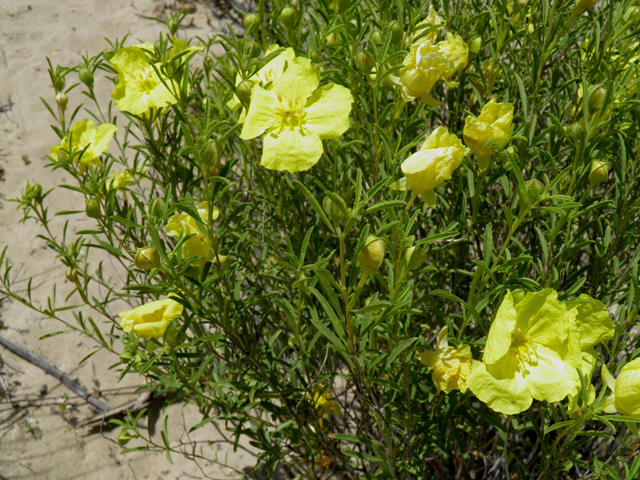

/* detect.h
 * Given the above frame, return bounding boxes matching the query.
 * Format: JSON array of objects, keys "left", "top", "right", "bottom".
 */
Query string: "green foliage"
[{"left": 2, "top": 0, "right": 640, "bottom": 478}]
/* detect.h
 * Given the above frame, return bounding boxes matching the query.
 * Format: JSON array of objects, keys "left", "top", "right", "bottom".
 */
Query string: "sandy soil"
[{"left": 0, "top": 1, "right": 256, "bottom": 478}]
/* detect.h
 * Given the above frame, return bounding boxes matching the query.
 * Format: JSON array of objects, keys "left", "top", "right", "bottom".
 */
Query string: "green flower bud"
[
  {"left": 243, "top": 13, "right": 261, "bottom": 30},
  {"left": 78, "top": 65, "right": 94, "bottom": 90},
  {"left": 54, "top": 76, "right": 65, "bottom": 92},
  {"left": 566, "top": 122, "right": 584, "bottom": 139},
  {"left": 119, "top": 344, "right": 137, "bottom": 363},
  {"left": 337, "top": 0, "right": 350, "bottom": 13},
  {"left": 65, "top": 267, "right": 78, "bottom": 283},
  {"left": 469, "top": 36, "right": 483, "bottom": 54},
  {"left": 358, "top": 235, "right": 386, "bottom": 275},
  {"left": 389, "top": 21, "right": 403, "bottom": 46},
  {"left": 102, "top": 49, "right": 115, "bottom": 61},
  {"left": 236, "top": 80, "right": 254, "bottom": 104},
  {"left": 117, "top": 428, "right": 134, "bottom": 446},
  {"left": 56, "top": 92, "right": 68, "bottom": 111},
  {"left": 573, "top": 0, "right": 597, "bottom": 15},
  {"left": 164, "top": 324, "right": 187, "bottom": 347},
  {"left": 403, "top": 246, "right": 427, "bottom": 270},
  {"left": 203, "top": 56, "right": 214, "bottom": 74},
  {"left": 322, "top": 196, "right": 345, "bottom": 223},
  {"left": 309, "top": 49, "right": 323, "bottom": 63},
  {"left": 280, "top": 7, "right": 297, "bottom": 30},
  {"left": 511, "top": 289, "right": 527, "bottom": 304},
  {"left": 135, "top": 247, "right": 160, "bottom": 270},
  {"left": 291, "top": 0, "right": 299, "bottom": 9},
  {"left": 24, "top": 182, "right": 43, "bottom": 204},
  {"left": 518, "top": 179, "right": 544, "bottom": 209},
  {"left": 200, "top": 139, "right": 221, "bottom": 167},
  {"left": 370, "top": 29, "right": 383, "bottom": 44},
  {"left": 355, "top": 52, "right": 373, "bottom": 74},
  {"left": 85, "top": 198, "right": 102, "bottom": 219},
  {"left": 246, "top": 40, "right": 262, "bottom": 59},
  {"left": 589, "top": 160, "right": 610, "bottom": 186},
  {"left": 167, "top": 17, "right": 180, "bottom": 35},
  {"left": 588, "top": 86, "right": 607, "bottom": 111},
  {"left": 151, "top": 198, "right": 167, "bottom": 218}
]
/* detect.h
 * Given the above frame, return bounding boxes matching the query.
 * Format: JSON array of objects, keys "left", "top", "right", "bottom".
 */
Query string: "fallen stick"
[{"left": 0, "top": 335, "right": 108, "bottom": 411}]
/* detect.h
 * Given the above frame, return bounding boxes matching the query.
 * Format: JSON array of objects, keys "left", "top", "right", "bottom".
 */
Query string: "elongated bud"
[
  {"left": 135, "top": 247, "right": 160, "bottom": 270},
  {"left": 280, "top": 7, "right": 297, "bottom": 30},
  {"left": 355, "top": 52, "right": 373, "bottom": 74},
  {"left": 24, "top": 182, "right": 43, "bottom": 204},
  {"left": 103, "top": 49, "right": 115, "bottom": 61},
  {"left": 117, "top": 428, "right": 134, "bottom": 446},
  {"left": 54, "top": 76, "right": 65, "bottom": 92},
  {"left": 309, "top": 49, "right": 323, "bottom": 63},
  {"left": 588, "top": 87, "right": 607, "bottom": 111},
  {"left": 65, "top": 267, "right": 78, "bottom": 283},
  {"left": 151, "top": 198, "right": 167, "bottom": 218},
  {"left": 78, "top": 65, "right": 94, "bottom": 90},
  {"left": 389, "top": 21, "right": 403, "bottom": 46},
  {"left": 370, "top": 29, "right": 383, "bottom": 44},
  {"left": 200, "top": 139, "right": 221, "bottom": 167},
  {"left": 246, "top": 40, "right": 261, "bottom": 59},
  {"left": 167, "top": 17, "right": 180, "bottom": 35},
  {"left": 403, "top": 246, "right": 427, "bottom": 270},
  {"left": 566, "top": 122, "right": 584, "bottom": 139},
  {"left": 85, "top": 198, "right": 101, "bottom": 219},
  {"left": 119, "top": 344, "right": 137, "bottom": 363},
  {"left": 56, "top": 92, "right": 68, "bottom": 111},
  {"left": 518, "top": 179, "right": 544, "bottom": 209},
  {"left": 358, "top": 235, "right": 386, "bottom": 275},
  {"left": 243, "top": 13, "right": 261, "bottom": 30},
  {"left": 511, "top": 289, "right": 527, "bottom": 304},
  {"left": 469, "top": 36, "right": 483, "bottom": 54},
  {"left": 322, "top": 196, "right": 345, "bottom": 223},
  {"left": 589, "top": 160, "right": 609, "bottom": 185},
  {"left": 236, "top": 80, "right": 254, "bottom": 104}
]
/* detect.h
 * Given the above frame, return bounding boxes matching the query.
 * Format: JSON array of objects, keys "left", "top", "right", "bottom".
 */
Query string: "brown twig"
[{"left": 0, "top": 335, "right": 108, "bottom": 411}]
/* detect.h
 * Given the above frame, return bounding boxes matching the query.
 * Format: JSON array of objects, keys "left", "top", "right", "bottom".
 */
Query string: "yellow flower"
[
  {"left": 110, "top": 43, "right": 179, "bottom": 116},
  {"left": 394, "top": 126, "right": 466, "bottom": 207},
  {"left": 118, "top": 297, "right": 183, "bottom": 339},
  {"left": 227, "top": 47, "right": 295, "bottom": 112},
  {"left": 420, "top": 326, "right": 472, "bottom": 394},
  {"left": 602, "top": 358, "right": 640, "bottom": 429},
  {"left": 467, "top": 289, "right": 581, "bottom": 415},
  {"left": 107, "top": 170, "right": 135, "bottom": 191},
  {"left": 50, "top": 119, "right": 117, "bottom": 168},
  {"left": 313, "top": 388, "right": 341, "bottom": 416},
  {"left": 566, "top": 294, "right": 614, "bottom": 410},
  {"left": 393, "top": 33, "right": 468, "bottom": 104},
  {"left": 240, "top": 57, "right": 353, "bottom": 172},
  {"left": 463, "top": 99, "right": 514, "bottom": 171},
  {"left": 165, "top": 202, "right": 219, "bottom": 266}
]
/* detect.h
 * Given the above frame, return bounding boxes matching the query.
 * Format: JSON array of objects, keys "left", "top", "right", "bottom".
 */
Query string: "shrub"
[{"left": 3, "top": 0, "right": 640, "bottom": 478}]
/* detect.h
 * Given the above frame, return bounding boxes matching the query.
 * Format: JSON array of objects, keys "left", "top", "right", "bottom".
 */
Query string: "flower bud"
[
  {"left": 24, "top": 182, "right": 43, "bottom": 204},
  {"left": 358, "top": 235, "right": 386, "bottom": 275},
  {"left": 103, "top": 49, "right": 115, "bottom": 61},
  {"left": 588, "top": 86, "right": 607, "bottom": 111},
  {"left": 566, "top": 122, "right": 584, "bottom": 139},
  {"left": 518, "top": 179, "right": 544, "bottom": 209},
  {"left": 243, "top": 13, "right": 261, "bottom": 30},
  {"left": 135, "top": 247, "right": 160, "bottom": 270},
  {"left": 355, "top": 52, "right": 373, "bottom": 74},
  {"left": 203, "top": 56, "right": 213, "bottom": 74},
  {"left": 337, "top": 0, "right": 350, "bottom": 13},
  {"left": 589, "top": 160, "right": 609, "bottom": 186},
  {"left": 151, "top": 198, "right": 167, "bottom": 218},
  {"left": 236, "top": 80, "right": 254, "bottom": 104},
  {"left": 85, "top": 197, "right": 101, "bottom": 219},
  {"left": 325, "top": 32, "right": 336, "bottom": 45},
  {"left": 167, "top": 17, "right": 180, "bottom": 35},
  {"left": 613, "top": 358, "right": 640, "bottom": 419},
  {"left": 403, "top": 246, "right": 427, "bottom": 270},
  {"left": 322, "top": 196, "right": 345, "bottom": 223},
  {"left": 164, "top": 323, "right": 187, "bottom": 347},
  {"left": 246, "top": 40, "right": 262, "bottom": 59},
  {"left": 370, "top": 29, "right": 383, "bottom": 45},
  {"left": 117, "top": 428, "right": 134, "bottom": 446},
  {"left": 511, "top": 289, "right": 527, "bottom": 304},
  {"left": 200, "top": 139, "right": 221, "bottom": 167},
  {"left": 469, "top": 36, "right": 483, "bottom": 54},
  {"left": 54, "top": 76, "right": 65, "bottom": 92},
  {"left": 78, "top": 65, "right": 94, "bottom": 90},
  {"left": 573, "top": 0, "right": 597, "bottom": 15},
  {"left": 280, "top": 7, "right": 297, "bottom": 30},
  {"left": 56, "top": 92, "right": 68, "bottom": 111},
  {"left": 309, "top": 49, "right": 323, "bottom": 63},
  {"left": 119, "top": 344, "right": 137, "bottom": 363},
  {"left": 65, "top": 267, "right": 78, "bottom": 283},
  {"left": 389, "top": 21, "right": 403, "bottom": 46}
]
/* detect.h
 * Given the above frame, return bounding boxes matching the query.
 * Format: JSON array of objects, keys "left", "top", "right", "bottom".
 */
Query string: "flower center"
[
  {"left": 274, "top": 95, "right": 305, "bottom": 128},
  {"left": 509, "top": 328, "right": 538, "bottom": 373},
  {"left": 130, "top": 67, "right": 160, "bottom": 93}
]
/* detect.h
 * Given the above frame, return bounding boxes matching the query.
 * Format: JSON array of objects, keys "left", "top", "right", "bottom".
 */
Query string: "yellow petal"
[
  {"left": 303, "top": 83, "right": 353, "bottom": 139},
  {"left": 261, "top": 127, "right": 323, "bottom": 172},
  {"left": 240, "top": 86, "right": 279, "bottom": 140},
  {"left": 467, "top": 359, "right": 533, "bottom": 415}
]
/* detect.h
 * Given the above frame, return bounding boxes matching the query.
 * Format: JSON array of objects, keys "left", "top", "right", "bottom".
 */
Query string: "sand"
[{"left": 0, "top": 1, "right": 256, "bottom": 478}]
